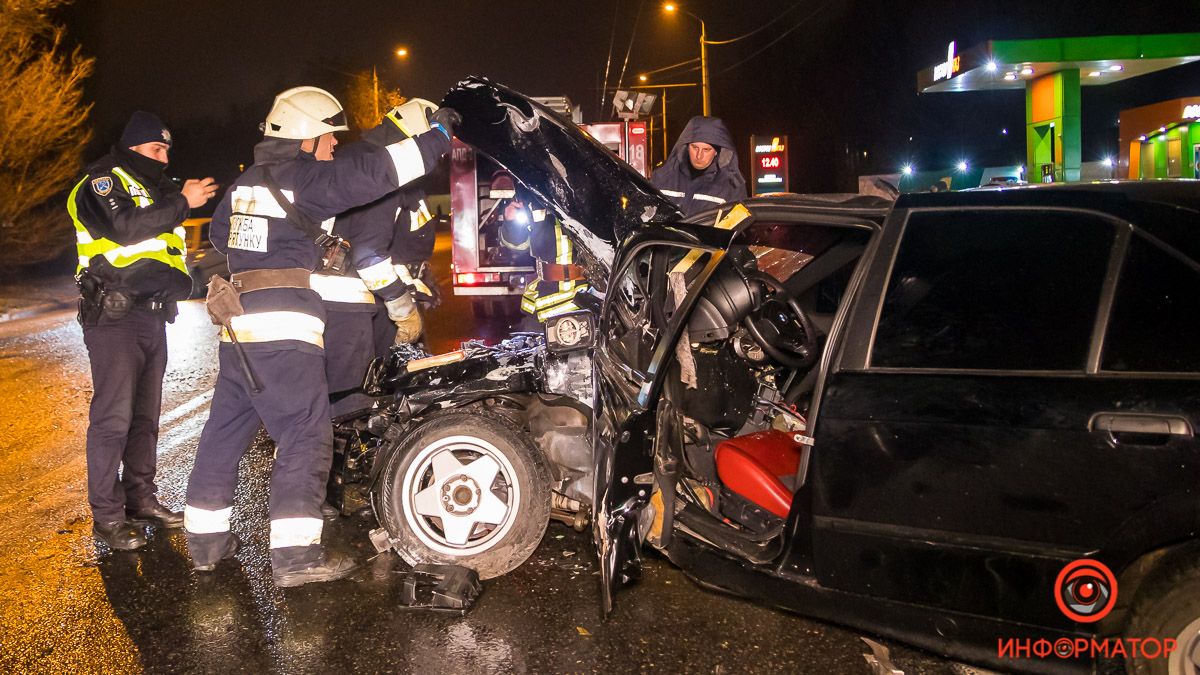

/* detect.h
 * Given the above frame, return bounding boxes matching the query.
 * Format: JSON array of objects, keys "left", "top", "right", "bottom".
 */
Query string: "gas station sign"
[{"left": 750, "top": 135, "right": 789, "bottom": 195}]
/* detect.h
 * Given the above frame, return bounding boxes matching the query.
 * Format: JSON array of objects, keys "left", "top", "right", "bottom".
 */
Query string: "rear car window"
[
  {"left": 1102, "top": 234, "right": 1200, "bottom": 373},
  {"left": 872, "top": 209, "right": 1114, "bottom": 371}
]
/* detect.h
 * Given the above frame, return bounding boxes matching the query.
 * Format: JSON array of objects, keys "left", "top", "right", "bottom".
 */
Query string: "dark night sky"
[{"left": 61, "top": 1, "right": 1200, "bottom": 194}]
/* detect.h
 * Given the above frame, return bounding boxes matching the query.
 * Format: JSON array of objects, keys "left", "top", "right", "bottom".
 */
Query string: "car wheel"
[
  {"left": 1125, "top": 556, "right": 1200, "bottom": 674},
  {"left": 374, "top": 409, "right": 551, "bottom": 579}
]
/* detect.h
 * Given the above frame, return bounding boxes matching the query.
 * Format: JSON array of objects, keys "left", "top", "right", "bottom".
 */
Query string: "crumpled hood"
[
  {"left": 442, "top": 77, "right": 681, "bottom": 269},
  {"left": 252, "top": 137, "right": 306, "bottom": 165}
]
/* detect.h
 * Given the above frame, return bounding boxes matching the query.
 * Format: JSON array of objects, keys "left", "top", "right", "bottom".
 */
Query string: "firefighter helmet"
[
  {"left": 262, "top": 86, "right": 349, "bottom": 140},
  {"left": 384, "top": 98, "right": 438, "bottom": 138}
]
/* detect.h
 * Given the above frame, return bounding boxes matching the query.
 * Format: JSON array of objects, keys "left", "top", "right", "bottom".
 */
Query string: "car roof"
[{"left": 897, "top": 179, "right": 1200, "bottom": 214}]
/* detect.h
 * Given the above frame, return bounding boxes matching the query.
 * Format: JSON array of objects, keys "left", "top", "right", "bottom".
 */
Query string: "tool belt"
[
  {"left": 77, "top": 270, "right": 176, "bottom": 326},
  {"left": 536, "top": 261, "right": 585, "bottom": 283},
  {"left": 230, "top": 268, "right": 311, "bottom": 293}
]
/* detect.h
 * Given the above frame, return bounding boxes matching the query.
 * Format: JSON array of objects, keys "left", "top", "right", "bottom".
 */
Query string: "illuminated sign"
[
  {"left": 1183, "top": 104, "right": 1200, "bottom": 119},
  {"left": 750, "top": 134, "right": 788, "bottom": 195},
  {"left": 933, "top": 41, "right": 961, "bottom": 82}
]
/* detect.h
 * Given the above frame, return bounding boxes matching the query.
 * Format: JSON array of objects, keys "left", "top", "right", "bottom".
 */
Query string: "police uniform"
[
  {"left": 519, "top": 205, "right": 588, "bottom": 322},
  {"left": 69, "top": 111, "right": 194, "bottom": 548},
  {"left": 183, "top": 87, "right": 452, "bottom": 583}
]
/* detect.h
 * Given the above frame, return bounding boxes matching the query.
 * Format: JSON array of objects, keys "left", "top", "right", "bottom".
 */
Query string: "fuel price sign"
[{"left": 751, "top": 135, "right": 789, "bottom": 195}]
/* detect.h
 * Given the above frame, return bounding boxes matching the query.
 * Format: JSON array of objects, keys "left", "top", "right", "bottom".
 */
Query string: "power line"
[
  {"left": 614, "top": 0, "right": 647, "bottom": 96},
  {"left": 705, "top": 2, "right": 809, "bottom": 45},
  {"left": 599, "top": 0, "right": 622, "bottom": 116},
  {"left": 716, "top": 2, "right": 829, "bottom": 75}
]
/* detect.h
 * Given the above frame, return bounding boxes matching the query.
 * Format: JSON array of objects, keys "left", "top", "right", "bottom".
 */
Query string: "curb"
[{"left": 0, "top": 299, "right": 76, "bottom": 324}]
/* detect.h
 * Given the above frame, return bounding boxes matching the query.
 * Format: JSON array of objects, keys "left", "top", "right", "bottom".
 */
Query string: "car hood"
[{"left": 442, "top": 77, "right": 682, "bottom": 270}]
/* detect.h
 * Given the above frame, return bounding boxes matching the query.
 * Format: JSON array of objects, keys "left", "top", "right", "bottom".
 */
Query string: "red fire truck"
[{"left": 449, "top": 97, "right": 649, "bottom": 316}]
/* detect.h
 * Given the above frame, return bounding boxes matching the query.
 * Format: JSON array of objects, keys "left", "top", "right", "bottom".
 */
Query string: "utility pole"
[
  {"left": 372, "top": 66, "right": 380, "bottom": 119},
  {"left": 699, "top": 19, "right": 710, "bottom": 115}
]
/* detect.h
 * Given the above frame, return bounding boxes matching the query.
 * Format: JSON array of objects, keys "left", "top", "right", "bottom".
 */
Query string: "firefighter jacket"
[
  {"left": 520, "top": 207, "right": 588, "bottom": 322},
  {"left": 209, "top": 130, "right": 447, "bottom": 353},
  {"left": 650, "top": 116, "right": 747, "bottom": 217},
  {"left": 67, "top": 147, "right": 192, "bottom": 301}
]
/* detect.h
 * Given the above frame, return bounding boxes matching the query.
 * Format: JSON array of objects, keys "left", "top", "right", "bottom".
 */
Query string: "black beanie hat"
[{"left": 119, "top": 111, "right": 172, "bottom": 148}]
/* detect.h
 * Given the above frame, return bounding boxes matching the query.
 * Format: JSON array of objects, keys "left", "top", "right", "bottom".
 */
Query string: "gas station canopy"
[{"left": 918, "top": 34, "right": 1200, "bottom": 94}]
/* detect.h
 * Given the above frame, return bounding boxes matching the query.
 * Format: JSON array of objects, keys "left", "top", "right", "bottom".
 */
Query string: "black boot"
[
  {"left": 94, "top": 519, "right": 147, "bottom": 550},
  {"left": 273, "top": 551, "right": 358, "bottom": 588},
  {"left": 127, "top": 498, "right": 184, "bottom": 529},
  {"left": 320, "top": 501, "right": 340, "bottom": 519},
  {"left": 194, "top": 535, "right": 240, "bottom": 572}
]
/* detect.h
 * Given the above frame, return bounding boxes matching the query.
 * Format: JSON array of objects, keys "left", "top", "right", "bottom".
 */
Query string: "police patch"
[{"left": 91, "top": 176, "right": 113, "bottom": 196}]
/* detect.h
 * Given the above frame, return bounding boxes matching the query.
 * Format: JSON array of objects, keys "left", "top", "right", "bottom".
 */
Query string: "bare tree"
[
  {"left": 0, "top": 0, "right": 94, "bottom": 269},
  {"left": 343, "top": 69, "right": 405, "bottom": 132}
]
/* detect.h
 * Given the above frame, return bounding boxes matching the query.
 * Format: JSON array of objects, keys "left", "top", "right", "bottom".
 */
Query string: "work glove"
[
  {"left": 386, "top": 292, "right": 423, "bottom": 344},
  {"left": 429, "top": 107, "right": 461, "bottom": 139}
]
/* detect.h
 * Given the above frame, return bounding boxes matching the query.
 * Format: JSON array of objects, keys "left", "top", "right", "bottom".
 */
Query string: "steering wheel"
[{"left": 740, "top": 271, "right": 819, "bottom": 369}]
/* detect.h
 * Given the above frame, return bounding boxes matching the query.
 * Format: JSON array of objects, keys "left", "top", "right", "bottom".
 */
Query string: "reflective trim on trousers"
[
  {"left": 357, "top": 258, "right": 399, "bottom": 291},
  {"left": 184, "top": 504, "right": 233, "bottom": 534},
  {"left": 219, "top": 311, "right": 325, "bottom": 347},
  {"left": 269, "top": 517, "right": 323, "bottom": 549},
  {"left": 310, "top": 273, "right": 374, "bottom": 304}
]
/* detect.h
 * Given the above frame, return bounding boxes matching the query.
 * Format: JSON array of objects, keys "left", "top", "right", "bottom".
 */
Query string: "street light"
[
  {"left": 663, "top": 3, "right": 712, "bottom": 115},
  {"left": 374, "top": 47, "right": 410, "bottom": 118}
]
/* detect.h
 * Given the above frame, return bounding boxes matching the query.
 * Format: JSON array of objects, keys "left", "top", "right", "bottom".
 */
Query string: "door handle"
[{"left": 1089, "top": 412, "right": 1194, "bottom": 446}]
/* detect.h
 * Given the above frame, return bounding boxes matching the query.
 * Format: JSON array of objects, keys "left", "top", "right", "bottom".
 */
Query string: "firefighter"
[
  {"left": 651, "top": 116, "right": 746, "bottom": 217},
  {"left": 512, "top": 193, "right": 588, "bottom": 324},
  {"left": 70, "top": 111, "right": 218, "bottom": 550},
  {"left": 369, "top": 183, "right": 439, "bottom": 356},
  {"left": 183, "top": 86, "right": 457, "bottom": 586},
  {"left": 318, "top": 101, "right": 439, "bottom": 416}
]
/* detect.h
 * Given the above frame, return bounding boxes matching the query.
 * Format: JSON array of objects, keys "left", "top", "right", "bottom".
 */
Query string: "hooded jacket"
[{"left": 650, "top": 116, "right": 746, "bottom": 217}]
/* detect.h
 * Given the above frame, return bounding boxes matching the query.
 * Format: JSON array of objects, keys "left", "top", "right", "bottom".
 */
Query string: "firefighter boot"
[{"left": 273, "top": 551, "right": 359, "bottom": 588}]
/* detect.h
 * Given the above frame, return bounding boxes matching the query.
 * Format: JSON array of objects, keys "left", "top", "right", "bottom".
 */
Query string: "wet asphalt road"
[{"left": 0, "top": 236, "right": 960, "bottom": 674}]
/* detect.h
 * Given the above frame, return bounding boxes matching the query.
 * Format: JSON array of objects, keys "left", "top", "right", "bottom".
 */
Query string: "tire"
[
  {"left": 374, "top": 409, "right": 551, "bottom": 579},
  {"left": 1125, "top": 556, "right": 1200, "bottom": 675}
]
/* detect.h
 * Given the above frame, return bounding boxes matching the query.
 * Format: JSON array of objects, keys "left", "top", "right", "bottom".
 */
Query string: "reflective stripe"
[
  {"left": 67, "top": 173, "right": 188, "bottom": 275},
  {"left": 357, "top": 258, "right": 399, "bottom": 291},
  {"left": 111, "top": 167, "right": 154, "bottom": 208},
  {"left": 385, "top": 138, "right": 427, "bottom": 186},
  {"left": 394, "top": 264, "right": 431, "bottom": 296},
  {"left": 693, "top": 192, "right": 726, "bottom": 204},
  {"left": 660, "top": 189, "right": 685, "bottom": 198},
  {"left": 310, "top": 273, "right": 374, "bottom": 304},
  {"left": 538, "top": 300, "right": 580, "bottom": 321},
  {"left": 410, "top": 200, "right": 433, "bottom": 232},
  {"left": 219, "top": 311, "right": 325, "bottom": 347},
  {"left": 230, "top": 185, "right": 294, "bottom": 218},
  {"left": 269, "top": 517, "right": 323, "bottom": 549},
  {"left": 184, "top": 505, "right": 233, "bottom": 534},
  {"left": 553, "top": 221, "right": 572, "bottom": 264}
]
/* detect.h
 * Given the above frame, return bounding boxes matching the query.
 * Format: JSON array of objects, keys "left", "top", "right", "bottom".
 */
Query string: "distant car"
[{"left": 182, "top": 217, "right": 226, "bottom": 298}]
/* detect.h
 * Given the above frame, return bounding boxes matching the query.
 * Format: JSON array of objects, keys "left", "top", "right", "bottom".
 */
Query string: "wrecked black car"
[{"left": 331, "top": 78, "right": 1200, "bottom": 674}]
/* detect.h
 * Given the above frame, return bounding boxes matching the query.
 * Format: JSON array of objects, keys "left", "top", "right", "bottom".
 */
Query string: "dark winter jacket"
[{"left": 650, "top": 116, "right": 746, "bottom": 217}]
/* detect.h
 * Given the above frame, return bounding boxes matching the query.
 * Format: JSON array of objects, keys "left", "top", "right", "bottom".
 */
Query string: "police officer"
[
  {"left": 69, "top": 111, "right": 218, "bottom": 550},
  {"left": 183, "top": 87, "right": 457, "bottom": 586},
  {"left": 651, "top": 116, "right": 746, "bottom": 217},
  {"left": 511, "top": 193, "right": 588, "bottom": 324},
  {"left": 319, "top": 101, "right": 438, "bottom": 416}
]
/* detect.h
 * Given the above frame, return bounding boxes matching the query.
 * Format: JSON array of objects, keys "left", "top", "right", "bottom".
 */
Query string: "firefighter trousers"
[
  {"left": 324, "top": 306, "right": 376, "bottom": 417},
  {"left": 82, "top": 308, "right": 168, "bottom": 523},
  {"left": 184, "top": 344, "right": 332, "bottom": 572}
]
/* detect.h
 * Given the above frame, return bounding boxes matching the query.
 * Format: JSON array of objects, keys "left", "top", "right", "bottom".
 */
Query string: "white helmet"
[
  {"left": 263, "top": 86, "right": 349, "bottom": 139},
  {"left": 384, "top": 98, "right": 438, "bottom": 137}
]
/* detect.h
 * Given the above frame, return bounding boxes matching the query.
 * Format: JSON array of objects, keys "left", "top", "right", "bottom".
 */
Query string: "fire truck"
[{"left": 449, "top": 96, "right": 649, "bottom": 316}]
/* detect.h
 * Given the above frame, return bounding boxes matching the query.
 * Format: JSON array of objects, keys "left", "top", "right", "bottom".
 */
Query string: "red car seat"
[{"left": 714, "top": 430, "right": 806, "bottom": 519}]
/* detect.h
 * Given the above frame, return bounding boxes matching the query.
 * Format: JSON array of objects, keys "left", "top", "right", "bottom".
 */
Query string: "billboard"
[{"left": 750, "top": 135, "right": 788, "bottom": 195}]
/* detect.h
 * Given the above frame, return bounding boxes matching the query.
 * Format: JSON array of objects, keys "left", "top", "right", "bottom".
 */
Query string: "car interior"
[{"left": 602, "top": 215, "right": 872, "bottom": 556}]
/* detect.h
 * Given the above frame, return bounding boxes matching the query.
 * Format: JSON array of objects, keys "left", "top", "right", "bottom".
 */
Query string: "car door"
[
  {"left": 811, "top": 204, "right": 1199, "bottom": 631},
  {"left": 591, "top": 220, "right": 740, "bottom": 614}
]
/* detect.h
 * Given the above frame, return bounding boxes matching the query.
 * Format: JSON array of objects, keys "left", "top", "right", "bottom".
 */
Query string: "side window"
[
  {"left": 1102, "top": 234, "right": 1200, "bottom": 372},
  {"left": 872, "top": 210, "right": 1114, "bottom": 370}
]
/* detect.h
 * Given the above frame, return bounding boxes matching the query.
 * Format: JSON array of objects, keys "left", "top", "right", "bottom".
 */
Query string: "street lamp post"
[
  {"left": 376, "top": 47, "right": 410, "bottom": 118},
  {"left": 664, "top": 4, "right": 711, "bottom": 115}
]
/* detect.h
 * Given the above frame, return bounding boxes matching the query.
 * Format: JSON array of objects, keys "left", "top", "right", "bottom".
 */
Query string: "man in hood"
[{"left": 651, "top": 116, "right": 746, "bottom": 217}]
